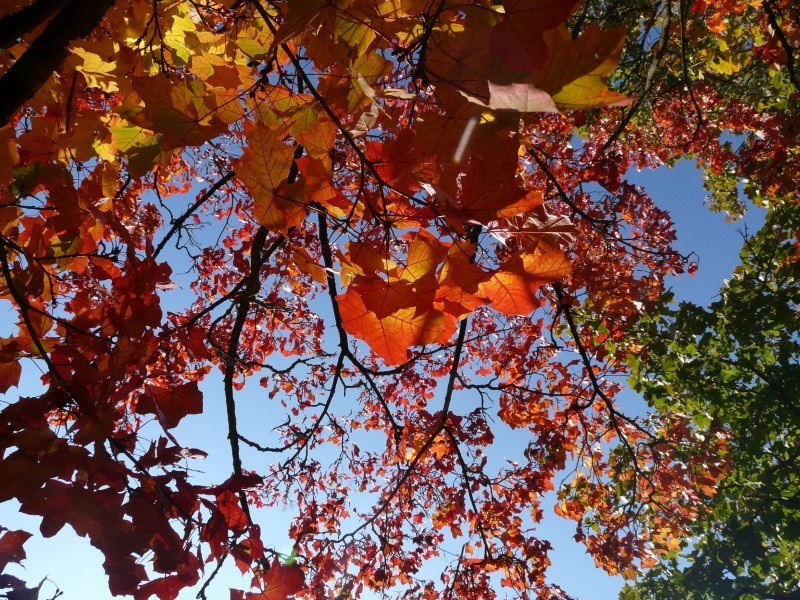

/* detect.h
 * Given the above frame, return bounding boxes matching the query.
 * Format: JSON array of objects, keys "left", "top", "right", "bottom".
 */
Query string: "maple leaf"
[
  {"left": 536, "top": 25, "right": 631, "bottom": 110},
  {"left": 338, "top": 230, "right": 457, "bottom": 364},
  {"left": 478, "top": 246, "right": 572, "bottom": 315},
  {"left": 135, "top": 382, "right": 204, "bottom": 429},
  {"left": 68, "top": 38, "right": 122, "bottom": 92},
  {"left": 273, "top": 0, "right": 329, "bottom": 46},
  {"left": 253, "top": 559, "right": 304, "bottom": 600},
  {"left": 339, "top": 281, "right": 457, "bottom": 364},
  {"left": 0, "top": 359, "right": 22, "bottom": 394},
  {"left": 0, "top": 528, "right": 32, "bottom": 572},
  {"left": 215, "top": 490, "right": 248, "bottom": 534},
  {"left": 130, "top": 75, "right": 240, "bottom": 150},
  {"left": 234, "top": 119, "right": 305, "bottom": 233},
  {"left": 2, "top": 0, "right": 788, "bottom": 597},
  {"left": 435, "top": 129, "right": 544, "bottom": 225},
  {"left": 494, "top": 0, "right": 582, "bottom": 74},
  {"left": 434, "top": 241, "right": 491, "bottom": 319},
  {"left": 473, "top": 82, "right": 559, "bottom": 113}
]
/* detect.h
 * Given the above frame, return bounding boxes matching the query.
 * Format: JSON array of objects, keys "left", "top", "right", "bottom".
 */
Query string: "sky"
[{"left": 0, "top": 159, "right": 765, "bottom": 599}]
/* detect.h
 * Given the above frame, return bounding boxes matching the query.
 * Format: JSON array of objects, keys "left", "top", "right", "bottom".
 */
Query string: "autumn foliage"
[{"left": 0, "top": 0, "right": 797, "bottom": 598}]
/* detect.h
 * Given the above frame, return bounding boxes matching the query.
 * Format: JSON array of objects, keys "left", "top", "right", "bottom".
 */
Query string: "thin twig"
[
  {"left": 336, "top": 317, "right": 469, "bottom": 542},
  {"left": 153, "top": 171, "right": 235, "bottom": 259}
]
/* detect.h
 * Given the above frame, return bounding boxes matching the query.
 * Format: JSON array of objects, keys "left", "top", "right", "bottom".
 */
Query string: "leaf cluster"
[{"left": 624, "top": 202, "right": 800, "bottom": 599}]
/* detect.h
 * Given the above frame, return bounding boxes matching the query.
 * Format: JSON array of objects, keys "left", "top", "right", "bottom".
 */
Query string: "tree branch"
[
  {"left": 337, "top": 317, "right": 469, "bottom": 543},
  {"left": 763, "top": 0, "right": 800, "bottom": 94},
  {"left": 222, "top": 227, "right": 284, "bottom": 521},
  {"left": 153, "top": 171, "right": 235, "bottom": 259},
  {"left": 315, "top": 205, "right": 402, "bottom": 435},
  {"left": 0, "top": 0, "right": 67, "bottom": 50},
  {"left": 0, "top": 0, "right": 116, "bottom": 127}
]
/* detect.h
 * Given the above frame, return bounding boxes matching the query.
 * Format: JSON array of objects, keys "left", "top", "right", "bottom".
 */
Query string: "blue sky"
[{"left": 0, "top": 159, "right": 764, "bottom": 599}]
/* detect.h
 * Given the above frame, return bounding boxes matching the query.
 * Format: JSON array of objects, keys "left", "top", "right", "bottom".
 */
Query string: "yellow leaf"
[
  {"left": 708, "top": 57, "right": 741, "bottom": 75},
  {"left": 236, "top": 16, "right": 276, "bottom": 60},
  {"left": 108, "top": 123, "right": 164, "bottom": 177},
  {"left": 163, "top": 12, "right": 199, "bottom": 65},
  {"left": 69, "top": 39, "right": 121, "bottom": 92},
  {"left": 537, "top": 25, "right": 630, "bottom": 111}
]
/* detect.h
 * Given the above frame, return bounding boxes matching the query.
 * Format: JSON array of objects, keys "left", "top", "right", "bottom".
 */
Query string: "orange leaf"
[
  {"left": 366, "top": 129, "right": 435, "bottom": 195},
  {"left": 216, "top": 490, "right": 248, "bottom": 534},
  {"left": 338, "top": 231, "right": 456, "bottom": 364},
  {"left": 235, "top": 121, "right": 305, "bottom": 232},
  {"left": 338, "top": 280, "right": 456, "bottom": 365},
  {"left": 435, "top": 241, "right": 490, "bottom": 319},
  {"left": 294, "top": 156, "right": 351, "bottom": 218},
  {"left": 537, "top": 24, "right": 630, "bottom": 110},
  {"left": 401, "top": 229, "right": 450, "bottom": 282},
  {"left": 479, "top": 247, "right": 572, "bottom": 315},
  {"left": 131, "top": 75, "right": 235, "bottom": 149},
  {"left": 437, "top": 133, "right": 539, "bottom": 225},
  {"left": 290, "top": 245, "right": 327, "bottom": 283},
  {"left": 274, "top": 0, "right": 329, "bottom": 46}
]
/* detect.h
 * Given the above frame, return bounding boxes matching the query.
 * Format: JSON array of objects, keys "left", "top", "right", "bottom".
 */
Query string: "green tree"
[{"left": 623, "top": 202, "right": 800, "bottom": 599}]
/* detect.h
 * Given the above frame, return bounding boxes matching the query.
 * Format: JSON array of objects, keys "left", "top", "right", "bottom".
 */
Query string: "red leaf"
[
  {"left": 254, "top": 559, "right": 304, "bottom": 600},
  {"left": 133, "top": 573, "right": 198, "bottom": 600},
  {"left": 135, "top": 381, "right": 203, "bottom": 429},
  {"left": 216, "top": 490, "right": 248, "bottom": 534},
  {"left": 0, "top": 360, "right": 21, "bottom": 394},
  {"left": 0, "top": 529, "right": 32, "bottom": 571},
  {"left": 208, "top": 473, "right": 264, "bottom": 495},
  {"left": 231, "top": 525, "right": 265, "bottom": 574}
]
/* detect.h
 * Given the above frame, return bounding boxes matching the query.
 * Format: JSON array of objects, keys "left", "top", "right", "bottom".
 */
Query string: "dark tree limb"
[
  {"left": 315, "top": 206, "right": 402, "bottom": 436},
  {"left": 223, "top": 227, "right": 284, "bottom": 522},
  {"left": 0, "top": 0, "right": 116, "bottom": 127},
  {"left": 763, "top": 0, "right": 800, "bottom": 94},
  {"left": 0, "top": 0, "right": 67, "bottom": 50}
]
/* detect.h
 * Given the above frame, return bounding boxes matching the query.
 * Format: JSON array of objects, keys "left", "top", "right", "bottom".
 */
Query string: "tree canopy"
[
  {"left": 622, "top": 201, "right": 800, "bottom": 600},
  {"left": 0, "top": 0, "right": 797, "bottom": 598}
]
